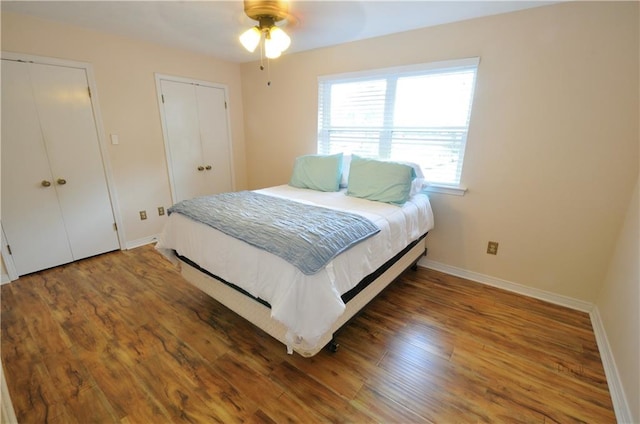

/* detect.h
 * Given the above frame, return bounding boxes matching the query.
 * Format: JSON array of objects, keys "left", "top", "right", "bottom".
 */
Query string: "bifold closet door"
[
  {"left": 27, "top": 62, "right": 120, "bottom": 260},
  {"left": 160, "top": 80, "right": 204, "bottom": 202},
  {"left": 196, "top": 84, "right": 232, "bottom": 196},
  {"left": 1, "top": 60, "right": 74, "bottom": 274},
  {"left": 159, "top": 78, "right": 232, "bottom": 202},
  {"left": 1, "top": 60, "right": 120, "bottom": 276}
]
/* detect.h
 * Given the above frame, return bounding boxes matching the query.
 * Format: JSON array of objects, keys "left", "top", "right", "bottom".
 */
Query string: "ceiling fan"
[{"left": 239, "top": 0, "right": 293, "bottom": 59}]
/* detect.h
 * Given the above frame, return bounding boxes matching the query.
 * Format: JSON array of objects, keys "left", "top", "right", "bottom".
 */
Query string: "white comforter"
[{"left": 156, "top": 185, "right": 434, "bottom": 351}]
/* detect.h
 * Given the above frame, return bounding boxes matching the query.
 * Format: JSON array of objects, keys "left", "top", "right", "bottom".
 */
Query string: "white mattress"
[{"left": 156, "top": 185, "right": 434, "bottom": 351}]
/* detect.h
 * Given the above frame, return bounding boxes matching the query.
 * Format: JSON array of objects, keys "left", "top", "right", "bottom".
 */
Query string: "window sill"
[{"left": 424, "top": 184, "right": 467, "bottom": 196}]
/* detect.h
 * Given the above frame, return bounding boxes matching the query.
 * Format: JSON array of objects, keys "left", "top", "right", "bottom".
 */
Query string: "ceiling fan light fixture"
[
  {"left": 240, "top": 0, "right": 291, "bottom": 60},
  {"left": 268, "top": 26, "right": 291, "bottom": 52},
  {"left": 240, "top": 26, "right": 261, "bottom": 52},
  {"left": 264, "top": 37, "right": 282, "bottom": 59}
]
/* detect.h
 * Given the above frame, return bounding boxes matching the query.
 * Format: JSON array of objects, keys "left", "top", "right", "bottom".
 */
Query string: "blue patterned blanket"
[{"left": 168, "top": 191, "right": 380, "bottom": 275}]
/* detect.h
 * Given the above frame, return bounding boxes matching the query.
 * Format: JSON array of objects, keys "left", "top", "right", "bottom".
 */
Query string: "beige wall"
[
  {"left": 596, "top": 174, "right": 639, "bottom": 423},
  {"left": 1, "top": 12, "right": 248, "bottom": 245},
  {"left": 240, "top": 1, "right": 639, "bottom": 303}
]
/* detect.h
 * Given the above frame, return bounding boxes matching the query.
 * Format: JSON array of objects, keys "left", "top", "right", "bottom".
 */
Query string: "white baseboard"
[
  {"left": 419, "top": 258, "right": 632, "bottom": 423},
  {"left": 590, "top": 306, "right": 633, "bottom": 424},
  {"left": 419, "top": 258, "right": 593, "bottom": 312},
  {"left": 125, "top": 235, "right": 158, "bottom": 250},
  {"left": 1, "top": 273, "right": 11, "bottom": 285}
]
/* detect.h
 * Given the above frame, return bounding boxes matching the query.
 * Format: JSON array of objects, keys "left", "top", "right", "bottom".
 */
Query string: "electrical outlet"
[
  {"left": 158, "top": 206, "right": 165, "bottom": 216},
  {"left": 139, "top": 210, "right": 147, "bottom": 220},
  {"left": 487, "top": 241, "right": 499, "bottom": 255}
]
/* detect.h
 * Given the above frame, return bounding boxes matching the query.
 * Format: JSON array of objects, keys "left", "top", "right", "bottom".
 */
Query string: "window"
[{"left": 317, "top": 58, "right": 479, "bottom": 190}]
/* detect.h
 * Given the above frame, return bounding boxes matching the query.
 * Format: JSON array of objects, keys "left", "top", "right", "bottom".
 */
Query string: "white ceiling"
[{"left": 1, "top": 1, "right": 556, "bottom": 63}]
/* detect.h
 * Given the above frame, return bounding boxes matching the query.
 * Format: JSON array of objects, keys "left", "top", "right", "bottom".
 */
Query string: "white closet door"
[
  {"left": 1, "top": 59, "right": 120, "bottom": 276},
  {"left": 28, "top": 63, "right": 119, "bottom": 260},
  {"left": 196, "top": 85, "right": 233, "bottom": 195},
  {"left": 1, "top": 60, "right": 74, "bottom": 275},
  {"left": 159, "top": 77, "right": 233, "bottom": 203},
  {"left": 160, "top": 79, "right": 206, "bottom": 202}
]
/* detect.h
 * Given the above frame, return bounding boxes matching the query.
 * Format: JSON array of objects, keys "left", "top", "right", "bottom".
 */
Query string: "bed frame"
[{"left": 176, "top": 234, "right": 427, "bottom": 357}]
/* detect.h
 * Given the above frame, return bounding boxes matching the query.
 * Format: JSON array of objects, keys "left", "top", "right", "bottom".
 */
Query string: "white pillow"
[
  {"left": 396, "top": 161, "right": 425, "bottom": 196},
  {"left": 340, "top": 154, "right": 352, "bottom": 188}
]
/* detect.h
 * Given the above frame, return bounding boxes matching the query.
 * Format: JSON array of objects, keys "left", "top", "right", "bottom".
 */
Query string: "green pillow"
[
  {"left": 289, "top": 153, "right": 343, "bottom": 192},
  {"left": 347, "top": 155, "right": 416, "bottom": 204}
]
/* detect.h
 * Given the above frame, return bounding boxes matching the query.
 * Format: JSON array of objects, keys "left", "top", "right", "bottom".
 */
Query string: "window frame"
[{"left": 317, "top": 57, "right": 480, "bottom": 196}]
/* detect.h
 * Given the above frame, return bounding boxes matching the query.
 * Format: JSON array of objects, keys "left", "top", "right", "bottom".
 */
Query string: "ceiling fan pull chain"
[
  {"left": 259, "top": 34, "right": 265, "bottom": 71},
  {"left": 255, "top": 31, "right": 271, "bottom": 87},
  {"left": 267, "top": 57, "right": 271, "bottom": 87}
]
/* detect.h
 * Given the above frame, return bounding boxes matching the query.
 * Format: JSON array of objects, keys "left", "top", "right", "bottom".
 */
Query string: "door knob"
[
  {"left": 57, "top": 178, "right": 67, "bottom": 185},
  {"left": 197, "top": 166, "right": 205, "bottom": 171},
  {"left": 41, "top": 180, "right": 52, "bottom": 187},
  {"left": 205, "top": 165, "right": 212, "bottom": 170}
]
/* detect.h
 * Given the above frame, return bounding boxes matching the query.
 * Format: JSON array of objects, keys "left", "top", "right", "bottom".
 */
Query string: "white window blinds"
[{"left": 318, "top": 58, "right": 479, "bottom": 186}]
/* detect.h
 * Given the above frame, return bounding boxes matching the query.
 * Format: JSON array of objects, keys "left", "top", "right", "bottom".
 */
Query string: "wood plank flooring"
[{"left": 1, "top": 245, "right": 615, "bottom": 423}]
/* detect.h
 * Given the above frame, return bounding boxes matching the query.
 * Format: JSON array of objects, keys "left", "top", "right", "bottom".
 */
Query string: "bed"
[{"left": 155, "top": 154, "right": 435, "bottom": 357}]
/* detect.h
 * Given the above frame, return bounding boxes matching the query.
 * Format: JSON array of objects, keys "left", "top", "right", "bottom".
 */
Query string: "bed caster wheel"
[
  {"left": 410, "top": 263, "right": 418, "bottom": 271},
  {"left": 329, "top": 340, "right": 339, "bottom": 353}
]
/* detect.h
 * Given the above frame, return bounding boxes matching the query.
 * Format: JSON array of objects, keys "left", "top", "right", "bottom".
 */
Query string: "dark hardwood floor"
[{"left": 1, "top": 245, "right": 615, "bottom": 423}]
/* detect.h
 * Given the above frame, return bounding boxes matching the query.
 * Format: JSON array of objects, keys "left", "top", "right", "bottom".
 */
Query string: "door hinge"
[
  {"left": 87, "top": 86, "right": 92, "bottom": 98},
  {"left": 224, "top": 101, "right": 227, "bottom": 109},
  {"left": 6, "top": 245, "right": 12, "bottom": 255},
  {"left": 113, "top": 223, "right": 118, "bottom": 231},
  {"left": 161, "top": 94, "right": 165, "bottom": 103}
]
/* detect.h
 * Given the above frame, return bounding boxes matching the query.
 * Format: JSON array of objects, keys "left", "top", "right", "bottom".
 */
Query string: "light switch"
[{"left": 111, "top": 134, "right": 119, "bottom": 145}]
